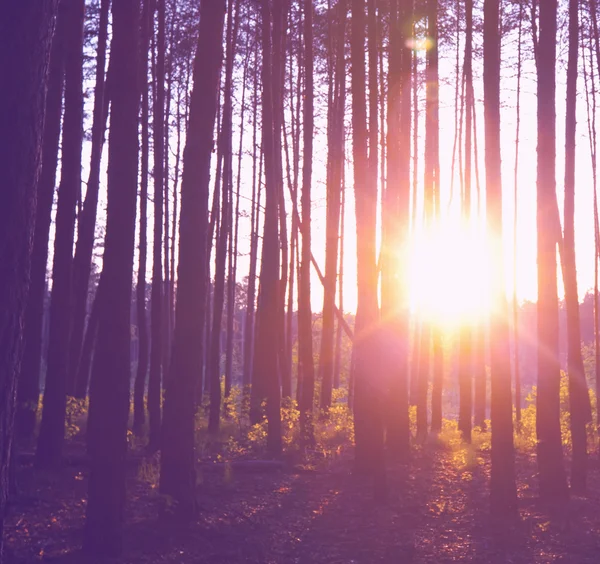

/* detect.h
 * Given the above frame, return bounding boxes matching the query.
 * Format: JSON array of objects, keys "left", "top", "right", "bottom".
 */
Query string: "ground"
[{"left": 6, "top": 442, "right": 600, "bottom": 563}]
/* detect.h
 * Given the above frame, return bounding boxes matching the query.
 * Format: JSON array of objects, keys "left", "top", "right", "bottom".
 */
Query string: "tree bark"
[
  {"left": 0, "top": 3, "right": 57, "bottom": 559},
  {"left": 160, "top": 0, "right": 226, "bottom": 520},
  {"left": 37, "top": 0, "right": 86, "bottom": 469},
  {"left": 133, "top": 0, "right": 151, "bottom": 434},
  {"left": 67, "top": 0, "right": 110, "bottom": 396},
  {"left": 535, "top": 0, "right": 569, "bottom": 505},
  {"left": 563, "top": 0, "right": 588, "bottom": 493},
  {"left": 484, "top": 0, "right": 518, "bottom": 516},
  {"left": 351, "top": 0, "right": 385, "bottom": 496},
  {"left": 252, "top": 0, "right": 283, "bottom": 454},
  {"left": 83, "top": 0, "right": 139, "bottom": 555},
  {"left": 148, "top": 0, "right": 165, "bottom": 451},
  {"left": 299, "top": 0, "right": 316, "bottom": 442},
  {"left": 16, "top": 8, "right": 65, "bottom": 441}
]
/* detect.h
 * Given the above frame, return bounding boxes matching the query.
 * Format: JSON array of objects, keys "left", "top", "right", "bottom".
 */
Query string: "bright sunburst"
[{"left": 407, "top": 219, "right": 493, "bottom": 327}]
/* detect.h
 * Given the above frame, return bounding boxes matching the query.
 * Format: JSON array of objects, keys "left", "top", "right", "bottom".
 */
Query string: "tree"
[
  {"left": 0, "top": 1, "right": 58, "bottom": 559},
  {"left": 67, "top": 0, "right": 110, "bottom": 397},
  {"left": 252, "top": 0, "right": 283, "bottom": 454},
  {"left": 16, "top": 5, "right": 66, "bottom": 441},
  {"left": 351, "top": 0, "right": 385, "bottom": 494},
  {"left": 133, "top": 0, "right": 151, "bottom": 434},
  {"left": 319, "top": 0, "right": 345, "bottom": 413},
  {"left": 299, "top": 0, "right": 316, "bottom": 441},
  {"left": 383, "top": 0, "right": 410, "bottom": 456},
  {"left": 535, "top": 0, "right": 569, "bottom": 504},
  {"left": 208, "top": 0, "right": 238, "bottom": 435},
  {"left": 83, "top": 0, "right": 139, "bottom": 554},
  {"left": 563, "top": 0, "right": 588, "bottom": 493},
  {"left": 37, "top": 0, "right": 86, "bottom": 469},
  {"left": 149, "top": 0, "right": 165, "bottom": 451},
  {"left": 458, "top": 0, "right": 473, "bottom": 443},
  {"left": 160, "top": 0, "right": 226, "bottom": 520},
  {"left": 484, "top": 0, "right": 517, "bottom": 516}
]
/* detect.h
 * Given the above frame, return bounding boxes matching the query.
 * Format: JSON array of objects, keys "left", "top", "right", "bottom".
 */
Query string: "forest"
[{"left": 4, "top": 0, "right": 600, "bottom": 562}]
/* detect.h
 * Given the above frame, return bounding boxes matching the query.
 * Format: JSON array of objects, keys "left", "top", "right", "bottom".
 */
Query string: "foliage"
[
  {"left": 65, "top": 396, "right": 88, "bottom": 440},
  {"left": 515, "top": 370, "right": 597, "bottom": 454}
]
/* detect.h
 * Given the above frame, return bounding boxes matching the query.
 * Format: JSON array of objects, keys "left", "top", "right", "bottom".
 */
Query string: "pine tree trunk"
[
  {"left": 458, "top": 0, "right": 473, "bottom": 442},
  {"left": 67, "top": 0, "right": 110, "bottom": 396},
  {"left": 484, "top": 0, "right": 518, "bottom": 516},
  {"left": 160, "top": 0, "right": 226, "bottom": 520},
  {"left": 83, "top": 0, "right": 139, "bottom": 555},
  {"left": 252, "top": 0, "right": 283, "bottom": 454},
  {"left": 0, "top": 3, "right": 57, "bottom": 559},
  {"left": 351, "top": 0, "right": 385, "bottom": 494},
  {"left": 16, "top": 10, "right": 65, "bottom": 441},
  {"left": 37, "top": 0, "right": 86, "bottom": 469},
  {"left": 299, "top": 0, "right": 316, "bottom": 442},
  {"left": 385, "top": 0, "right": 411, "bottom": 456},
  {"left": 535, "top": 0, "right": 569, "bottom": 505},
  {"left": 74, "top": 282, "right": 102, "bottom": 400},
  {"left": 243, "top": 41, "right": 261, "bottom": 394},
  {"left": 319, "top": 0, "right": 346, "bottom": 413},
  {"left": 148, "top": 0, "right": 165, "bottom": 451},
  {"left": 563, "top": 0, "right": 588, "bottom": 493},
  {"left": 133, "top": 0, "right": 151, "bottom": 434}
]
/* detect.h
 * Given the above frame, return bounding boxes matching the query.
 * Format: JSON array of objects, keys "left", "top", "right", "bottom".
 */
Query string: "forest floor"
[{"left": 6, "top": 435, "right": 600, "bottom": 563}]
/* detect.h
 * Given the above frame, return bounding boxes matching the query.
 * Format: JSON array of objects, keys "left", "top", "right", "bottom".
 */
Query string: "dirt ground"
[{"left": 6, "top": 443, "right": 600, "bottom": 563}]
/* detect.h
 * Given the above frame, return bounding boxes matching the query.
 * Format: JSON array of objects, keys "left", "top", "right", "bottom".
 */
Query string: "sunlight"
[{"left": 407, "top": 218, "right": 493, "bottom": 327}]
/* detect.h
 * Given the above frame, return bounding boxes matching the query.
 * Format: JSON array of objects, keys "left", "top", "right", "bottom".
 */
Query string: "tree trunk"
[
  {"left": 382, "top": 0, "right": 410, "bottom": 456},
  {"left": 319, "top": 0, "right": 346, "bottom": 412},
  {"left": 299, "top": 0, "right": 316, "bottom": 442},
  {"left": 74, "top": 282, "right": 102, "bottom": 400},
  {"left": 133, "top": 0, "right": 151, "bottom": 434},
  {"left": 252, "top": 0, "right": 283, "bottom": 454},
  {"left": 484, "top": 0, "right": 518, "bottom": 516},
  {"left": 351, "top": 0, "right": 385, "bottom": 496},
  {"left": 243, "top": 39, "right": 261, "bottom": 394},
  {"left": 563, "top": 0, "right": 588, "bottom": 493},
  {"left": 458, "top": 0, "right": 473, "bottom": 442},
  {"left": 67, "top": 0, "right": 110, "bottom": 396},
  {"left": 535, "top": 0, "right": 569, "bottom": 505},
  {"left": 148, "top": 0, "right": 165, "bottom": 451},
  {"left": 208, "top": 0, "right": 238, "bottom": 434},
  {"left": 160, "top": 0, "right": 226, "bottom": 520},
  {"left": 16, "top": 9, "right": 65, "bottom": 441},
  {"left": 37, "top": 0, "right": 86, "bottom": 469},
  {"left": 0, "top": 3, "right": 57, "bottom": 559},
  {"left": 83, "top": 0, "right": 139, "bottom": 555}
]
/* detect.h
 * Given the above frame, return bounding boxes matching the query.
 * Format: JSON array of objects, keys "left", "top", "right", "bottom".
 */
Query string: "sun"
[{"left": 406, "top": 218, "right": 493, "bottom": 327}]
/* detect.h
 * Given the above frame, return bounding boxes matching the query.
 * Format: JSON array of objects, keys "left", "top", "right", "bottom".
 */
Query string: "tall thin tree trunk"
[
  {"left": 299, "top": 0, "right": 316, "bottom": 442},
  {"left": 160, "top": 0, "right": 226, "bottom": 520},
  {"left": 133, "top": 0, "right": 151, "bottom": 434},
  {"left": 148, "top": 0, "right": 165, "bottom": 451},
  {"left": 16, "top": 9, "right": 65, "bottom": 441},
  {"left": 208, "top": 0, "right": 238, "bottom": 434},
  {"left": 535, "top": 0, "right": 569, "bottom": 504},
  {"left": 458, "top": 0, "right": 473, "bottom": 442},
  {"left": 484, "top": 0, "right": 518, "bottom": 516},
  {"left": 67, "top": 0, "right": 110, "bottom": 396},
  {"left": 563, "top": 0, "right": 588, "bottom": 493},
  {"left": 0, "top": 3, "right": 58, "bottom": 558},
  {"left": 243, "top": 36, "right": 261, "bottom": 395},
  {"left": 252, "top": 0, "right": 283, "bottom": 454},
  {"left": 512, "top": 0, "right": 523, "bottom": 428},
  {"left": 83, "top": 0, "right": 139, "bottom": 554},
  {"left": 37, "top": 0, "right": 86, "bottom": 468},
  {"left": 351, "top": 0, "right": 385, "bottom": 497}
]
